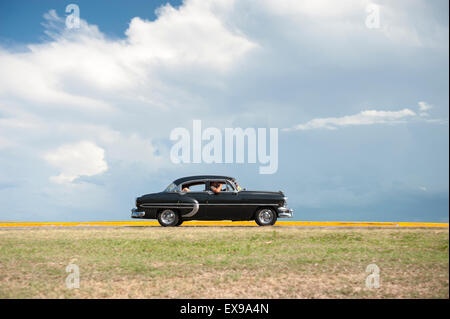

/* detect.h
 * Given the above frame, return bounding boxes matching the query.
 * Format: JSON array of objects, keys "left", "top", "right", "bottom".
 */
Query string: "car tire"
[
  {"left": 157, "top": 209, "right": 180, "bottom": 227},
  {"left": 255, "top": 208, "right": 277, "bottom": 226}
]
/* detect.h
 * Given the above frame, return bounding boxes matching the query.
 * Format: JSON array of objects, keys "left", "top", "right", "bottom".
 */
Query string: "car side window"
[
  {"left": 210, "top": 180, "right": 233, "bottom": 192},
  {"left": 181, "top": 182, "right": 206, "bottom": 192}
]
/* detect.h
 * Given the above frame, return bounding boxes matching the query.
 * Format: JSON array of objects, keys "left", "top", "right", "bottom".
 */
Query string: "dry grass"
[{"left": 0, "top": 226, "right": 448, "bottom": 298}]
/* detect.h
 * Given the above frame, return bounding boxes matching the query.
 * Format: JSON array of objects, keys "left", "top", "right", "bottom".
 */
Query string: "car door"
[
  {"left": 179, "top": 181, "right": 209, "bottom": 219},
  {"left": 206, "top": 181, "right": 243, "bottom": 220}
]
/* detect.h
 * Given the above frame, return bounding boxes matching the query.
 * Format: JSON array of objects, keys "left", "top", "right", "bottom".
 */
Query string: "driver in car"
[{"left": 210, "top": 182, "right": 223, "bottom": 194}]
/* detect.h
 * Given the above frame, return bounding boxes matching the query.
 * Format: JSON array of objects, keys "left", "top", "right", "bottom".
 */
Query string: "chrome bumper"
[
  {"left": 131, "top": 208, "right": 145, "bottom": 218},
  {"left": 277, "top": 207, "right": 294, "bottom": 218}
]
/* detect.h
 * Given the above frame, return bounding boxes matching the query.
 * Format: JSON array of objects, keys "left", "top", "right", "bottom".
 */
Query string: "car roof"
[{"left": 173, "top": 175, "right": 235, "bottom": 185}]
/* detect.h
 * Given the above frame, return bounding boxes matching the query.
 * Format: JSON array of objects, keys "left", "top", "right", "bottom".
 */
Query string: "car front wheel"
[
  {"left": 255, "top": 208, "right": 277, "bottom": 226},
  {"left": 157, "top": 209, "right": 180, "bottom": 227}
]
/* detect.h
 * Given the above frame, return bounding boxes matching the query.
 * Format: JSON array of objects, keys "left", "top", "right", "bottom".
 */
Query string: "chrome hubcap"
[
  {"left": 161, "top": 210, "right": 176, "bottom": 225},
  {"left": 258, "top": 209, "right": 273, "bottom": 224}
]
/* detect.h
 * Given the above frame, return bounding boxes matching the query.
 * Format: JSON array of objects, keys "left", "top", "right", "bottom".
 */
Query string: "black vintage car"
[{"left": 131, "top": 175, "right": 293, "bottom": 226}]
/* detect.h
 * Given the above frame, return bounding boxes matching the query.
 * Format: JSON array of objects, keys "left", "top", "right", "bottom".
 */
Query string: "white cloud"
[
  {"left": 260, "top": 0, "right": 448, "bottom": 48},
  {"left": 95, "top": 128, "right": 166, "bottom": 168},
  {"left": 418, "top": 101, "right": 432, "bottom": 116},
  {"left": 125, "top": 2, "right": 257, "bottom": 70},
  {"left": 418, "top": 101, "right": 432, "bottom": 111},
  {"left": 261, "top": 0, "right": 368, "bottom": 18},
  {"left": 44, "top": 141, "right": 108, "bottom": 184},
  {"left": 284, "top": 108, "right": 417, "bottom": 131},
  {"left": 0, "top": 2, "right": 256, "bottom": 111}
]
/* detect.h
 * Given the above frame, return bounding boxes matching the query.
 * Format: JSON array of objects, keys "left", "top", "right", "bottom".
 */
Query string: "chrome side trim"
[
  {"left": 141, "top": 203, "right": 194, "bottom": 206},
  {"left": 181, "top": 201, "right": 199, "bottom": 217},
  {"left": 205, "top": 203, "right": 278, "bottom": 206},
  {"left": 140, "top": 203, "right": 279, "bottom": 207},
  {"left": 140, "top": 205, "right": 192, "bottom": 209}
]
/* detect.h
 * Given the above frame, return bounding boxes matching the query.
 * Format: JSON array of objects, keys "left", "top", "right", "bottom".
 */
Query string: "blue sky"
[
  {"left": 0, "top": 0, "right": 182, "bottom": 43},
  {"left": 0, "top": 0, "right": 448, "bottom": 222}
]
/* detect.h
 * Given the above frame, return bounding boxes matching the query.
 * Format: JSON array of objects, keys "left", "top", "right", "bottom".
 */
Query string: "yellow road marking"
[{"left": 0, "top": 221, "right": 447, "bottom": 228}]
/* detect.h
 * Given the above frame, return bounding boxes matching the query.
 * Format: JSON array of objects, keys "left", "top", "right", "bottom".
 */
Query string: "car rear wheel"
[
  {"left": 157, "top": 209, "right": 180, "bottom": 227},
  {"left": 255, "top": 208, "right": 277, "bottom": 226}
]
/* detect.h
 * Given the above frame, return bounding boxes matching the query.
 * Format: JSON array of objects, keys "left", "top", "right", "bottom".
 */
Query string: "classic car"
[{"left": 131, "top": 175, "right": 293, "bottom": 226}]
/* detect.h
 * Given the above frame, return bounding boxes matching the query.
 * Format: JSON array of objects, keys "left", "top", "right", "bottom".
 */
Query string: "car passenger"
[{"left": 182, "top": 185, "right": 190, "bottom": 192}]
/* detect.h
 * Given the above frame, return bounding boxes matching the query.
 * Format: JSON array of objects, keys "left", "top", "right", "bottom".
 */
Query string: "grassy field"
[{"left": 0, "top": 226, "right": 448, "bottom": 298}]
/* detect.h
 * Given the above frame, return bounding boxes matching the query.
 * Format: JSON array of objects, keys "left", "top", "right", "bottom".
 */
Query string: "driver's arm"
[{"left": 211, "top": 183, "right": 223, "bottom": 194}]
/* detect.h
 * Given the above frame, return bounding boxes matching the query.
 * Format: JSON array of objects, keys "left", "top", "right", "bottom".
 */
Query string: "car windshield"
[
  {"left": 164, "top": 183, "right": 178, "bottom": 192},
  {"left": 231, "top": 179, "right": 243, "bottom": 191}
]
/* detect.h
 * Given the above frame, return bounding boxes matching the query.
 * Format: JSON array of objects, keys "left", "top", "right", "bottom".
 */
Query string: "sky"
[{"left": 0, "top": 0, "right": 448, "bottom": 222}]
